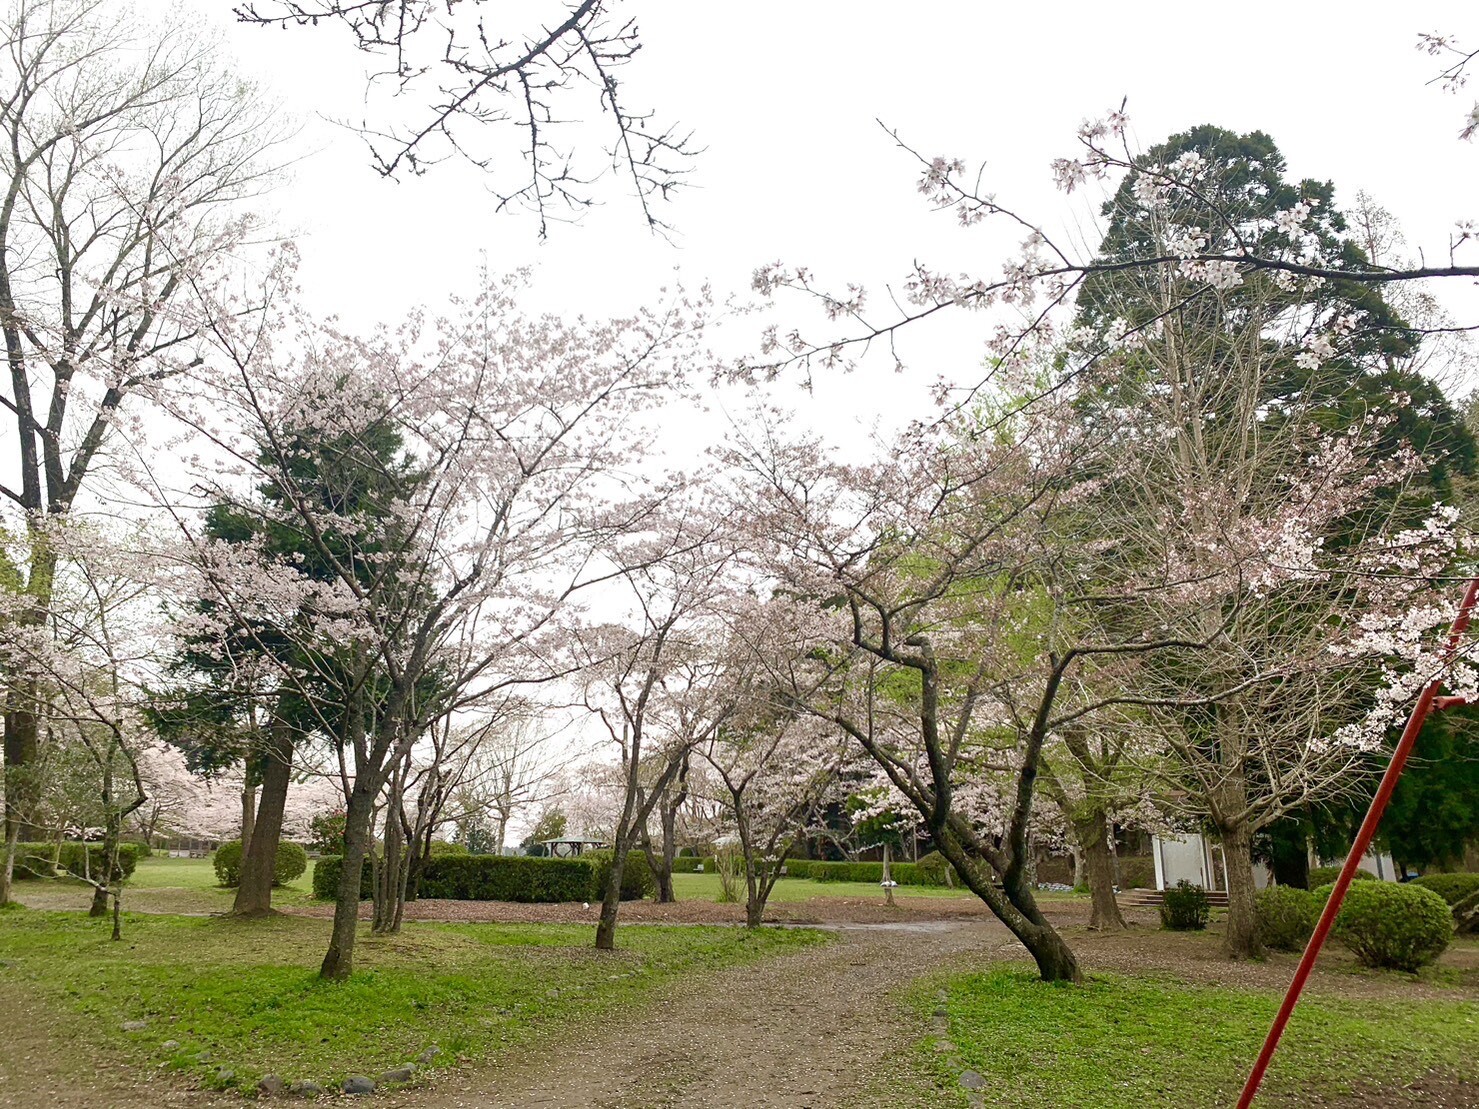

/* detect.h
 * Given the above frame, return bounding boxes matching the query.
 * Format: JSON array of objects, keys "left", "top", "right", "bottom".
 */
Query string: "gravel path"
[{"left": 391, "top": 920, "right": 1006, "bottom": 1109}]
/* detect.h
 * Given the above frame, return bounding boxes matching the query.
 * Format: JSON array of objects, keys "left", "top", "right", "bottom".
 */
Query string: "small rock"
[
  {"left": 378, "top": 1064, "right": 414, "bottom": 1084},
  {"left": 934, "top": 1040, "right": 956, "bottom": 1053},
  {"left": 960, "top": 1070, "right": 986, "bottom": 1091},
  {"left": 932, "top": 1005, "right": 949, "bottom": 1018},
  {"left": 416, "top": 1046, "right": 439, "bottom": 1065},
  {"left": 342, "top": 1075, "right": 376, "bottom": 1096},
  {"left": 214, "top": 1068, "right": 235, "bottom": 1085},
  {"left": 288, "top": 1079, "right": 322, "bottom": 1098},
  {"left": 160, "top": 1040, "right": 179, "bottom": 1052},
  {"left": 196, "top": 1051, "right": 213, "bottom": 1063},
  {"left": 258, "top": 1074, "right": 286, "bottom": 1097},
  {"left": 121, "top": 1020, "right": 148, "bottom": 1032}
]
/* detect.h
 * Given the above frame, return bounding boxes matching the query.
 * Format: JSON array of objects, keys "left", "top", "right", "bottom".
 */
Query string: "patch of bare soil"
[
  {"left": 0, "top": 982, "right": 234, "bottom": 1109},
  {"left": 285, "top": 895, "right": 996, "bottom": 927}
]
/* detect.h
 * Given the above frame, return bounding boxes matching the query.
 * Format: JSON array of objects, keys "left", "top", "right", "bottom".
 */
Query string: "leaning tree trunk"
[
  {"left": 1074, "top": 809, "right": 1126, "bottom": 931},
  {"left": 594, "top": 834, "right": 632, "bottom": 951},
  {"left": 936, "top": 829, "right": 1081, "bottom": 982},
  {"left": 1219, "top": 820, "right": 1263, "bottom": 959},
  {"left": 320, "top": 785, "right": 375, "bottom": 980},
  {"left": 233, "top": 724, "right": 293, "bottom": 917}
]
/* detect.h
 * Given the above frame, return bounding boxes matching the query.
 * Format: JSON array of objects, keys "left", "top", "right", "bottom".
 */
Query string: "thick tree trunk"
[
  {"left": 936, "top": 830, "right": 1081, "bottom": 983},
  {"left": 233, "top": 724, "right": 293, "bottom": 917},
  {"left": 320, "top": 786, "right": 374, "bottom": 980},
  {"left": 1220, "top": 821, "right": 1263, "bottom": 959},
  {"left": 1074, "top": 809, "right": 1126, "bottom": 931},
  {"left": 3, "top": 690, "right": 42, "bottom": 842}
]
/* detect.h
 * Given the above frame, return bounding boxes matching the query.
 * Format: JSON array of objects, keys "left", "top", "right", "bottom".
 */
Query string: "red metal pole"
[{"left": 1234, "top": 573, "right": 1479, "bottom": 1109}]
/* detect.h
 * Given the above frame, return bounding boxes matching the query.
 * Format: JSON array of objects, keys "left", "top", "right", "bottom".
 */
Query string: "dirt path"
[{"left": 394, "top": 920, "right": 1009, "bottom": 1109}]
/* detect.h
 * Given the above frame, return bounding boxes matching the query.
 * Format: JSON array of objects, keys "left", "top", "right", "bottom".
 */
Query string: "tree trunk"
[
  {"left": 594, "top": 835, "right": 630, "bottom": 951},
  {"left": 0, "top": 818, "right": 18, "bottom": 907},
  {"left": 233, "top": 723, "right": 293, "bottom": 917},
  {"left": 240, "top": 781, "right": 257, "bottom": 854},
  {"left": 1074, "top": 809, "right": 1126, "bottom": 931},
  {"left": 936, "top": 830, "right": 1081, "bottom": 983},
  {"left": 319, "top": 785, "right": 374, "bottom": 980},
  {"left": 3, "top": 690, "right": 42, "bottom": 842},
  {"left": 1220, "top": 821, "right": 1263, "bottom": 959}
]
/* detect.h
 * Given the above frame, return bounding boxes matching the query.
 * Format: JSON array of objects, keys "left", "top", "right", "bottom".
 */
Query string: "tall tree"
[{"left": 0, "top": 0, "right": 283, "bottom": 842}]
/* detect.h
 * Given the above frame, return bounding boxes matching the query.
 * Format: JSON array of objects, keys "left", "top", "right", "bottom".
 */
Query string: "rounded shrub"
[
  {"left": 915, "top": 851, "right": 956, "bottom": 887},
  {"left": 213, "top": 840, "right": 244, "bottom": 887},
  {"left": 1411, "top": 872, "right": 1479, "bottom": 907},
  {"left": 426, "top": 840, "right": 469, "bottom": 858},
  {"left": 1326, "top": 880, "right": 1453, "bottom": 972},
  {"left": 1159, "top": 880, "right": 1210, "bottom": 931},
  {"left": 215, "top": 839, "right": 311, "bottom": 888},
  {"left": 1306, "top": 865, "right": 1377, "bottom": 889},
  {"left": 1255, "top": 885, "right": 1319, "bottom": 951}
]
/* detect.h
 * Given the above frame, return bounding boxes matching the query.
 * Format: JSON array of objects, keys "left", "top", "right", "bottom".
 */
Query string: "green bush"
[
  {"left": 214, "top": 840, "right": 309, "bottom": 887},
  {"left": 311, "top": 854, "right": 375, "bottom": 901},
  {"left": 586, "top": 849, "right": 653, "bottom": 902},
  {"left": 1306, "top": 865, "right": 1378, "bottom": 889},
  {"left": 807, "top": 860, "right": 944, "bottom": 886},
  {"left": 1411, "top": 872, "right": 1479, "bottom": 907},
  {"left": 915, "top": 851, "right": 955, "bottom": 887},
  {"left": 12, "top": 842, "right": 140, "bottom": 882},
  {"left": 426, "top": 840, "right": 468, "bottom": 858},
  {"left": 123, "top": 837, "right": 153, "bottom": 859},
  {"left": 1255, "top": 886, "right": 1320, "bottom": 951},
  {"left": 781, "top": 859, "right": 812, "bottom": 879},
  {"left": 1328, "top": 880, "right": 1453, "bottom": 972},
  {"left": 418, "top": 853, "right": 597, "bottom": 902},
  {"left": 670, "top": 855, "right": 717, "bottom": 873},
  {"left": 1159, "top": 881, "right": 1210, "bottom": 931}
]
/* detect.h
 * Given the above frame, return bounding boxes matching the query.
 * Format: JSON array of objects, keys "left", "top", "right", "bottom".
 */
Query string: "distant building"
[{"left": 1150, "top": 832, "right": 1398, "bottom": 892}]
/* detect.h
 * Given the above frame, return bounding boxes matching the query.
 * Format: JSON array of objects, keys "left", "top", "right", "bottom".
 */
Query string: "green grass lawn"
[
  {"left": 11, "top": 854, "right": 317, "bottom": 914},
  {"left": 917, "top": 965, "right": 1479, "bottom": 1108},
  {"left": 0, "top": 906, "right": 827, "bottom": 1095}
]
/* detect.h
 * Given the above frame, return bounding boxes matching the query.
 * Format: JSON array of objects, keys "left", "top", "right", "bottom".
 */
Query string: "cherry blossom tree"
[
  {"left": 160, "top": 263, "right": 709, "bottom": 977},
  {"left": 0, "top": 0, "right": 286, "bottom": 844}
]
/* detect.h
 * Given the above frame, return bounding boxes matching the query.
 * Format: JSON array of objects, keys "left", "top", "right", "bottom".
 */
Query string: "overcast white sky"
[{"left": 191, "top": 0, "right": 1479, "bottom": 428}]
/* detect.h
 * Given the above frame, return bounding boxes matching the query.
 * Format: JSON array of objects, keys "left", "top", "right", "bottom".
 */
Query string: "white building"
[{"left": 1150, "top": 832, "right": 1398, "bottom": 891}]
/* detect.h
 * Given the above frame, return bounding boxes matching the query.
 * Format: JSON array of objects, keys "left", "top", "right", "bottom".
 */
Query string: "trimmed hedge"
[
  {"left": 12, "top": 842, "right": 140, "bottom": 882},
  {"left": 419, "top": 854, "right": 597, "bottom": 903},
  {"left": 1160, "top": 881, "right": 1210, "bottom": 931},
  {"left": 1328, "top": 881, "right": 1453, "bottom": 972},
  {"left": 670, "top": 855, "right": 717, "bottom": 873},
  {"left": 311, "top": 854, "right": 375, "bottom": 901},
  {"left": 807, "top": 860, "right": 946, "bottom": 886},
  {"left": 213, "top": 840, "right": 309, "bottom": 888},
  {"left": 1306, "top": 865, "right": 1377, "bottom": 889},
  {"left": 586, "top": 850, "right": 654, "bottom": 902},
  {"left": 1255, "top": 886, "right": 1320, "bottom": 951}
]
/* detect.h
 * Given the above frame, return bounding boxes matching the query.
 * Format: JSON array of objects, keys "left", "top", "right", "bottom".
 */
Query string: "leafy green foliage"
[
  {"left": 1159, "top": 881, "right": 1210, "bottom": 931},
  {"left": 807, "top": 860, "right": 945, "bottom": 886},
  {"left": 1411, "top": 872, "right": 1479, "bottom": 907},
  {"left": 1307, "top": 866, "right": 1377, "bottom": 889},
  {"left": 12, "top": 843, "right": 139, "bottom": 882},
  {"left": 585, "top": 850, "right": 654, "bottom": 902},
  {"left": 915, "top": 851, "right": 955, "bottom": 886},
  {"left": 307, "top": 811, "right": 347, "bottom": 855},
  {"left": 419, "top": 854, "right": 599, "bottom": 903},
  {"left": 669, "top": 855, "right": 717, "bottom": 874},
  {"left": 213, "top": 841, "right": 308, "bottom": 888},
  {"left": 311, "top": 855, "right": 374, "bottom": 901},
  {"left": 1326, "top": 881, "right": 1453, "bottom": 972},
  {"left": 1255, "top": 886, "right": 1320, "bottom": 952}
]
